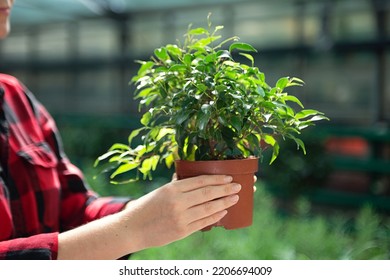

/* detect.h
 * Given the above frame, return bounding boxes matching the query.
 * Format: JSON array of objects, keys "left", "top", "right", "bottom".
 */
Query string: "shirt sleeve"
[
  {"left": 0, "top": 232, "right": 58, "bottom": 260},
  {"left": 0, "top": 76, "right": 60, "bottom": 260},
  {"left": 0, "top": 77, "right": 131, "bottom": 260},
  {"left": 0, "top": 171, "right": 58, "bottom": 260},
  {"left": 30, "top": 90, "right": 131, "bottom": 230}
]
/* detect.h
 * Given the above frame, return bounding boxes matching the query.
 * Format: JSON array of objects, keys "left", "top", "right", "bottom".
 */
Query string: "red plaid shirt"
[{"left": 0, "top": 74, "right": 129, "bottom": 260}]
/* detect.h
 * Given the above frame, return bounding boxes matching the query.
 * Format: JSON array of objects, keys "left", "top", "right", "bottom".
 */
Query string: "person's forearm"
[
  {"left": 57, "top": 211, "right": 140, "bottom": 260},
  {"left": 57, "top": 175, "right": 241, "bottom": 260}
]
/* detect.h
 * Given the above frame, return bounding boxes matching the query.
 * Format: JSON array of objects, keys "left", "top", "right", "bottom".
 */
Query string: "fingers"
[
  {"left": 253, "top": 175, "right": 257, "bottom": 192},
  {"left": 163, "top": 175, "right": 241, "bottom": 232},
  {"left": 161, "top": 174, "right": 254, "bottom": 234},
  {"left": 175, "top": 175, "right": 233, "bottom": 192},
  {"left": 182, "top": 182, "right": 241, "bottom": 207},
  {"left": 181, "top": 179, "right": 241, "bottom": 232},
  {"left": 185, "top": 193, "right": 239, "bottom": 225},
  {"left": 187, "top": 210, "right": 228, "bottom": 232}
]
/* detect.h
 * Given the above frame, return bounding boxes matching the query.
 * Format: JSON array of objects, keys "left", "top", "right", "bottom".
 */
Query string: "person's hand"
[
  {"left": 121, "top": 175, "right": 241, "bottom": 252},
  {"left": 57, "top": 174, "right": 255, "bottom": 259},
  {"left": 170, "top": 173, "right": 258, "bottom": 191}
]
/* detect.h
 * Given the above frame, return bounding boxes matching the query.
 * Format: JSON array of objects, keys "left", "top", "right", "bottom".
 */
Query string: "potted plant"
[{"left": 96, "top": 14, "right": 328, "bottom": 230}]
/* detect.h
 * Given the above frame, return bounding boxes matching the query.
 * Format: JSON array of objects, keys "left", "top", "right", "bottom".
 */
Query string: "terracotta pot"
[{"left": 175, "top": 157, "right": 258, "bottom": 230}]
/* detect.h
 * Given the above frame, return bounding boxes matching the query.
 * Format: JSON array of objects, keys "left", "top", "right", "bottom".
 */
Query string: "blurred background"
[{"left": 0, "top": 0, "right": 389, "bottom": 259}]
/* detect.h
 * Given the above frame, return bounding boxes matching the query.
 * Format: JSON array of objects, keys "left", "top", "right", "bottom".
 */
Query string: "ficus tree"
[{"left": 95, "top": 14, "right": 328, "bottom": 183}]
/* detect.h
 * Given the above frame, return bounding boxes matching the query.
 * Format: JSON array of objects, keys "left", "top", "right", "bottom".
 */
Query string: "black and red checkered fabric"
[{"left": 0, "top": 74, "right": 128, "bottom": 259}]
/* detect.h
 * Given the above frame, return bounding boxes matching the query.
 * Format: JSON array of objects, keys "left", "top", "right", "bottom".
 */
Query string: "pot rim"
[{"left": 175, "top": 156, "right": 258, "bottom": 175}]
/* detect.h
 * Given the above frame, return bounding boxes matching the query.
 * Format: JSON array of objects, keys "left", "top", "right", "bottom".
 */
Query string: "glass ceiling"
[{"left": 11, "top": 0, "right": 253, "bottom": 26}]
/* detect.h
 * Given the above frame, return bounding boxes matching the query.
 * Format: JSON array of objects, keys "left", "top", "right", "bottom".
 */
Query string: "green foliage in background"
[
  {"left": 130, "top": 185, "right": 390, "bottom": 260},
  {"left": 261, "top": 127, "right": 333, "bottom": 197}
]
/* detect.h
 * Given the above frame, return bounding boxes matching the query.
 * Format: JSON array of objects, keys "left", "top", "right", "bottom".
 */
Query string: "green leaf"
[
  {"left": 276, "top": 77, "right": 289, "bottom": 90},
  {"left": 136, "top": 61, "right": 154, "bottom": 77},
  {"left": 183, "top": 54, "right": 192, "bottom": 66},
  {"left": 154, "top": 47, "right": 169, "bottom": 61},
  {"left": 307, "top": 115, "right": 329, "bottom": 122},
  {"left": 175, "top": 110, "right": 191, "bottom": 125},
  {"left": 295, "top": 109, "right": 322, "bottom": 120},
  {"left": 257, "top": 86, "right": 265, "bottom": 97},
  {"left": 165, "top": 153, "right": 175, "bottom": 169},
  {"left": 283, "top": 95, "right": 304, "bottom": 108},
  {"left": 197, "top": 110, "right": 211, "bottom": 131},
  {"left": 94, "top": 150, "right": 120, "bottom": 166},
  {"left": 188, "top": 27, "right": 208, "bottom": 35},
  {"left": 231, "top": 116, "right": 242, "bottom": 132},
  {"left": 166, "top": 44, "right": 182, "bottom": 57},
  {"left": 288, "top": 77, "right": 305, "bottom": 86},
  {"left": 138, "top": 156, "right": 157, "bottom": 176},
  {"left": 108, "top": 154, "right": 131, "bottom": 163},
  {"left": 270, "top": 142, "right": 280, "bottom": 164},
  {"left": 135, "top": 87, "right": 153, "bottom": 99},
  {"left": 150, "top": 155, "right": 160, "bottom": 171},
  {"left": 205, "top": 53, "right": 217, "bottom": 63},
  {"left": 149, "top": 127, "right": 161, "bottom": 140},
  {"left": 128, "top": 128, "right": 144, "bottom": 144},
  {"left": 109, "top": 143, "right": 130, "bottom": 151},
  {"left": 156, "top": 128, "right": 175, "bottom": 141},
  {"left": 218, "top": 115, "right": 228, "bottom": 126},
  {"left": 216, "top": 50, "right": 232, "bottom": 60},
  {"left": 109, "top": 178, "right": 139, "bottom": 185},
  {"left": 169, "top": 64, "right": 187, "bottom": 72},
  {"left": 238, "top": 52, "right": 254, "bottom": 66},
  {"left": 263, "top": 135, "right": 276, "bottom": 146},
  {"left": 110, "top": 162, "right": 139, "bottom": 179},
  {"left": 134, "top": 76, "right": 151, "bottom": 89},
  {"left": 289, "top": 136, "right": 307, "bottom": 155},
  {"left": 229, "top": 42, "right": 257, "bottom": 53},
  {"left": 140, "top": 111, "right": 152, "bottom": 126},
  {"left": 214, "top": 25, "right": 224, "bottom": 32},
  {"left": 193, "top": 36, "right": 221, "bottom": 49}
]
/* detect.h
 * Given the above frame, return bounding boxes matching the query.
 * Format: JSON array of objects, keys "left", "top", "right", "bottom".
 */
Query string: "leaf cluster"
[{"left": 96, "top": 14, "right": 328, "bottom": 183}]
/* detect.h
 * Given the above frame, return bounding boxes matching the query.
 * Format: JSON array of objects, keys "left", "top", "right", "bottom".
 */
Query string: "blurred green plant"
[
  {"left": 129, "top": 185, "right": 390, "bottom": 260},
  {"left": 261, "top": 128, "right": 333, "bottom": 197}
]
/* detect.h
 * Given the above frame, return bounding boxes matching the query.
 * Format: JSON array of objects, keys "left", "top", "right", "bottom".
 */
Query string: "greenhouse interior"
[{"left": 0, "top": 0, "right": 389, "bottom": 260}]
